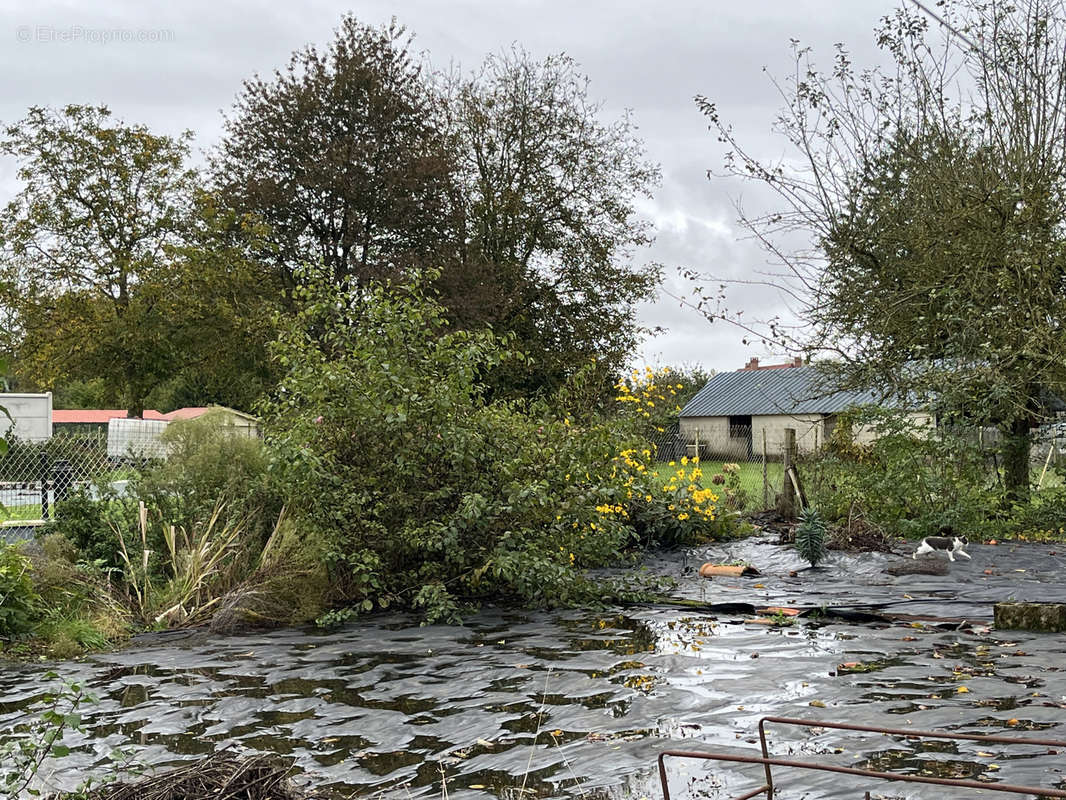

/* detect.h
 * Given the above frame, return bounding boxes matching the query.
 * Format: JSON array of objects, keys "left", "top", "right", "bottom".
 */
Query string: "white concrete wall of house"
[
  {"left": 679, "top": 415, "right": 825, "bottom": 459},
  {"left": 678, "top": 416, "right": 749, "bottom": 459},
  {"left": 852, "top": 412, "right": 935, "bottom": 445},
  {"left": 751, "top": 414, "right": 825, "bottom": 456},
  {"left": 0, "top": 392, "right": 52, "bottom": 441},
  {"left": 680, "top": 410, "right": 936, "bottom": 458}
]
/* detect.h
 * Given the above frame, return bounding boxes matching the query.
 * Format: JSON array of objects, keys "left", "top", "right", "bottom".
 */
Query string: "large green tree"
[
  {"left": 0, "top": 105, "right": 195, "bottom": 416},
  {"left": 696, "top": 0, "right": 1066, "bottom": 501},
  {"left": 441, "top": 50, "right": 662, "bottom": 397},
  {"left": 213, "top": 18, "right": 662, "bottom": 401},
  {"left": 0, "top": 106, "right": 281, "bottom": 415},
  {"left": 144, "top": 193, "right": 284, "bottom": 412},
  {"left": 212, "top": 16, "right": 457, "bottom": 294}
]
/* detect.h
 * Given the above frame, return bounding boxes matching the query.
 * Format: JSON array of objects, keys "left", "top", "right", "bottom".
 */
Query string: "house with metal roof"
[{"left": 679, "top": 359, "right": 931, "bottom": 459}]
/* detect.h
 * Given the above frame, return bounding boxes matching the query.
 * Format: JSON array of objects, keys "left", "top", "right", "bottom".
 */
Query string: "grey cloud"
[{"left": 0, "top": 0, "right": 904, "bottom": 373}]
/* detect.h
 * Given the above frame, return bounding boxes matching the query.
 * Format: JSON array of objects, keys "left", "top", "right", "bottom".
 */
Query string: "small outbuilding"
[
  {"left": 54, "top": 405, "right": 259, "bottom": 437},
  {"left": 679, "top": 358, "right": 930, "bottom": 459}
]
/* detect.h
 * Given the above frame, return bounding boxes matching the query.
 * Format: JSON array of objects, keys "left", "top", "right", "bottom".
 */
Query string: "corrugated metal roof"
[{"left": 680, "top": 366, "right": 894, "bottom": 417}]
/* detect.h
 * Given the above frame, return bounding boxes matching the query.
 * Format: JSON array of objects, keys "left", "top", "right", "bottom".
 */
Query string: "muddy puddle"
[{"left": 3, "top": 539, "right": 1066, "bottom": 799}]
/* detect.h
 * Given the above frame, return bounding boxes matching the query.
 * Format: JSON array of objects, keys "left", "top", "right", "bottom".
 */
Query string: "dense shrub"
[
  {"left": 48, "top": 487, "right": 140, "bottom": 568},
  {"left": 621, "top": 451, "right": 732, "bottom": 546},
  {"left": 615, "top": 365, "right": 710, "bottom": 439},
  {"left": 1008, "top": 481, "right": 1066, "bottom": 539},
  {"left": 0, "top": 544, "right": 38, "bottom": 637},
  {"left": 132, "top": 412, "right": 281, "bottom": 549},
  {"left": 27, "top": 534, "right": 131, "bottom": 656},
  {"left": 805, "top": 407, "right": 1000, "bottom": 538},
  {"left": 265, "top": 272, "right": 733, "bottom": 623}
]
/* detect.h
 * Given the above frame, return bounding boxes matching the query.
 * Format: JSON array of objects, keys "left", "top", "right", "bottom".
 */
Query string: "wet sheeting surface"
[
  {"left": 3, "top": 540, "right": 1066, "bottom": 799},
  {"left": 643, "top": 536, "right": 1066, "bottom": 621}
]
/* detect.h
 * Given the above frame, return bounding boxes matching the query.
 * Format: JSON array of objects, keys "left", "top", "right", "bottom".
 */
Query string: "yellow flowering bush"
[
  {"left": 267, "top": 275, "right": 704, "bottom": 624},
  {"left": 606, "top": 368, "right": 735, "bottom": 543},
  {"left": 615, "top": 365, "right": 711, "bottom": 436},
  {"left": 615, "top": 366, "right": 683, "bottom": 425},
  {"left": 605, "top": 447, "right": 731, "bottom": 546}
]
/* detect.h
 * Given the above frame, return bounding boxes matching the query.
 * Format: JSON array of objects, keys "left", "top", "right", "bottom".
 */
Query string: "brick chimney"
[{"left": 741, "top": 356, "right": 805, "bottom": 371}]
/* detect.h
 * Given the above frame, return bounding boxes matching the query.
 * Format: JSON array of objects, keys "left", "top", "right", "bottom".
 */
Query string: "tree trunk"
[
  {"left": 125, "top": 372, "right": 146, "bottom": 419},
  {"left": 1001, "top": 416, "right": 1031, "bottom": 504}
]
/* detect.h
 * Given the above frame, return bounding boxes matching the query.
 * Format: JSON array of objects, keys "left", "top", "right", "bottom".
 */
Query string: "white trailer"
[{"left": 106, "top": 417, "right": 169, "bottom": 459}]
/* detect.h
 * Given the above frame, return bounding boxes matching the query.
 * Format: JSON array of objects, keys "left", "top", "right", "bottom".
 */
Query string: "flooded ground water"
[{"left": 3, "top": 538, "right": 1066, "bottom": 800}]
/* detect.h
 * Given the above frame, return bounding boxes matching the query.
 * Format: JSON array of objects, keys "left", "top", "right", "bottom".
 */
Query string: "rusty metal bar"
[
  {"left": 657, "top": 749, "right": 1066, "bottom": 800},
  {"left": 726, "top": 785, "right": 769, "bottom": 800},
  {"left": 657, "top": 752, "right": 768, "bottom": 800},
  {"left": 757, "top": 715, "right": 1066, "bottom": 750},
  {"left": 757, "top": 717, "right": 774, "bottom": 796}
]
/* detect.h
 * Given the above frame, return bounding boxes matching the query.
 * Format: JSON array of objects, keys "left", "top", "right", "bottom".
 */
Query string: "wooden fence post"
[
  {"left": 777, "top": 427, "right": 797, "bottom": 518},
  {"left": 762, "top": 428, "right": 769, "bottom": 509}
]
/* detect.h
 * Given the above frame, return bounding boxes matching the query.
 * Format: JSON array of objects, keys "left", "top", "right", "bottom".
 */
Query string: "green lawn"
[
  {"left": 650, "top": 459, "right": 783, "bottom": 510},
  {"left": 0, "top": 503, "right": 44, "bottom": 522}
]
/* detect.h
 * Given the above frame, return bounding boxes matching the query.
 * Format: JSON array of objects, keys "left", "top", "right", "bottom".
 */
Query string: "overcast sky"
[{"left": 0, "top": 0, "right": 906, "bottom": 373}]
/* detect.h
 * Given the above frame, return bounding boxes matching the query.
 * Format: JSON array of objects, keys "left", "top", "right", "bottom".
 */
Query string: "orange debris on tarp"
[{"left": 699, "top": 563, "right": 761, "bottom": 578}]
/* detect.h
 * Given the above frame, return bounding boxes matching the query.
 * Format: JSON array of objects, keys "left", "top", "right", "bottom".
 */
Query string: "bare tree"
[{"left": 692, "top": 0, "right": 1066, "bottom": 500}]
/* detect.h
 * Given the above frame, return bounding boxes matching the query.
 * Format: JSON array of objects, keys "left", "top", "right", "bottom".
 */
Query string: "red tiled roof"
[
  {"left": 53, "top": 407, "right": 254, "bottom": 425},
  {"left": 53, "top": 409, "right": 168, "bottom": 424}
]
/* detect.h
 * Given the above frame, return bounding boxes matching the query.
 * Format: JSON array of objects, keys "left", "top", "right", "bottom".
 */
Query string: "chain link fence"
[
  {"left": 0, "top": 428, "right": 162, "bottom": 523},
  {"left": 651, "top": 423, "right": 786, "bottom": 511},
  {"left": 8, "top": 417, "right": 1062, "bottom": 525}
]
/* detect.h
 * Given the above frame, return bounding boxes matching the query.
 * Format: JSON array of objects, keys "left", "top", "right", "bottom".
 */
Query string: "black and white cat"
[{"left": 912, "top": 526, "right": 970, "bottom": 562}]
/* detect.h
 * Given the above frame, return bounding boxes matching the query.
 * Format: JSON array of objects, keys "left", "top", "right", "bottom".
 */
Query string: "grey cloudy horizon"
[{"left": 0, "top": 0, "right": 904, "bottom": 374}]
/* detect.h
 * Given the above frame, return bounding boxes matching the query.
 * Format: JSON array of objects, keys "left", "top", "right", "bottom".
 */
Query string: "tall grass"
[{"left": 115, "top": 500, "right": 246, "bottom": 626}]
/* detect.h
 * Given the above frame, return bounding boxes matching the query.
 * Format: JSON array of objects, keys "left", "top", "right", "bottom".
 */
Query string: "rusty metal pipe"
[
  {"left": 757, "top": 715, "right": 1066, "bottom": 749},
  {"left": 728, "top": 785, "right": 770, "bottom": 800},
  {"left": 657, "top": 749, "right": 1066, "bottom": 800}
]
